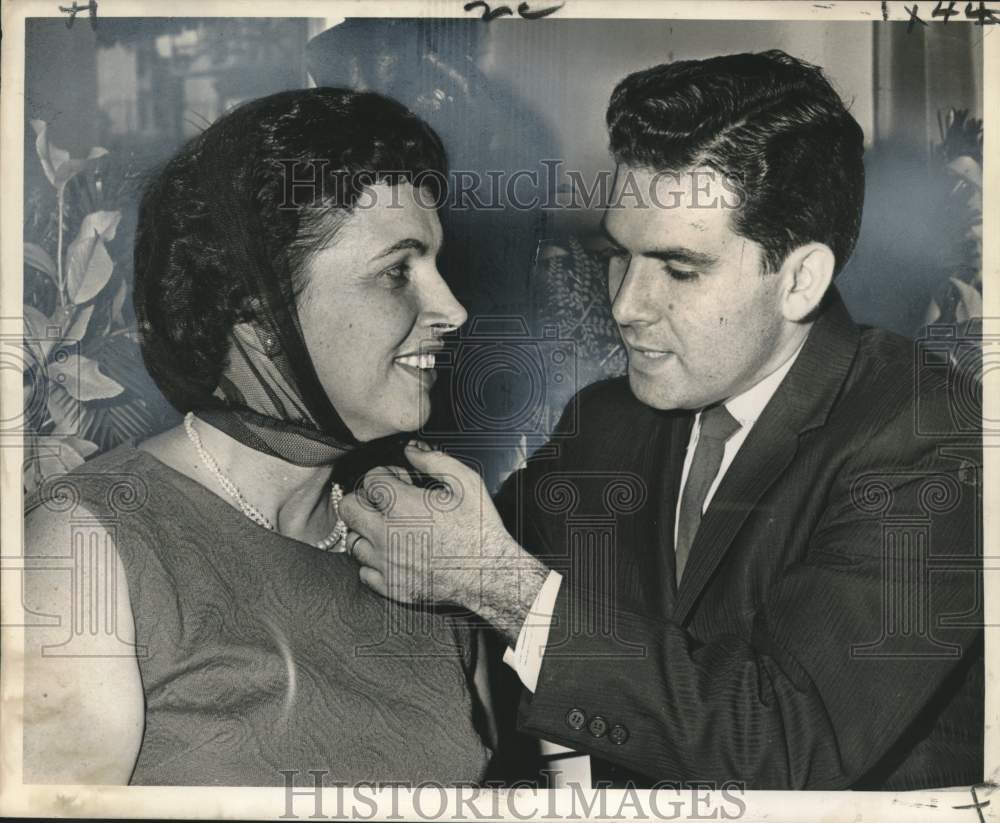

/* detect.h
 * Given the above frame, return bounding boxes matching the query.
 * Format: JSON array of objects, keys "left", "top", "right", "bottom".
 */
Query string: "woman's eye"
[{"left": 381, "top": 263, "right": 412, "bottom": 288}]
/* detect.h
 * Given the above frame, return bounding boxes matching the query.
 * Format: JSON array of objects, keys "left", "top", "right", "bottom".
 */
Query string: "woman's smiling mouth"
[
  {"left": 393, "top": 351, "right": 439, "bottom": 385},
  {"left": 394, "top": 353, "right": 437, "bottom": 369}
]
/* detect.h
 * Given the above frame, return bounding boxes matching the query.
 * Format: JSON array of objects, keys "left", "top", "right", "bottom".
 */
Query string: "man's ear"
[{"left": 778, "top": 243, "right": 835, "bottom": 322}]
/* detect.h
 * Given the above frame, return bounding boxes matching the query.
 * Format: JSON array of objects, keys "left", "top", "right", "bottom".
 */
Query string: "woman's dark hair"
[
  {"left": 134, "top": 88, "right": 448, "bottom": 411},
  {"left": 607, "top": 50, "right": 865, "bottom": 276}
]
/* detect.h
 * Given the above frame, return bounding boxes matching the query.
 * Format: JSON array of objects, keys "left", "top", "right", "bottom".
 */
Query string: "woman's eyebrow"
[{"left": 371, "top": 238, "right": 428, "bottom": 261}]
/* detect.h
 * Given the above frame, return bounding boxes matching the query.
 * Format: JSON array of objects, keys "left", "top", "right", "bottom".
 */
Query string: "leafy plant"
[
  {"left": 533, "top": 235, "right": 627, "bottom": 434},
  {"left": 22, "top": 121, "right": 165, "bottom": 494}
]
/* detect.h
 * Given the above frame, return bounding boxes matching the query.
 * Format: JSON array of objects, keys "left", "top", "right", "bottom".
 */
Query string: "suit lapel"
[
  {"left": 673, "top": 406, "right": 800, "bottom": 622},
  {"left": 654, "top": 413, "right": 693, "bottom": 609},
  {"left": 673, "top": 289, "right": 861, "bottom": 624},
  {"left": 614, "top": 401, "right": 684, "bottom": 616}
]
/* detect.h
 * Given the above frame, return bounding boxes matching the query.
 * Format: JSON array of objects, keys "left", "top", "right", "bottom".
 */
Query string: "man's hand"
[{"left": 339, "top": 441, "right": 550, "bottom": 646}]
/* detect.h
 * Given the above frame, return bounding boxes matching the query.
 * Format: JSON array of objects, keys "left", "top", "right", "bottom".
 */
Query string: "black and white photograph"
[{"left": 0, "top": 1, "right": 995, "bottom": 819}]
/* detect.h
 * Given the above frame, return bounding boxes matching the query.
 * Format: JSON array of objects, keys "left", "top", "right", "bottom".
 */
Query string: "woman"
[{"left": 23, "top": 89, "right": 490, "bottom": 786}]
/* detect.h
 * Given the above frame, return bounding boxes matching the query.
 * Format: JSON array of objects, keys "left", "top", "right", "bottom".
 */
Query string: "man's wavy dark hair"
[
  {"left": 134, "top": 88, "right": 448, "bottom": 411},
  {"left": 607, "top": 49, "right": 865, "bottom": 276}
]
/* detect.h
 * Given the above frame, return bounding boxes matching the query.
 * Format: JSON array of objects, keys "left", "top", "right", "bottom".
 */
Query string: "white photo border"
[{"left": 1, "top": 1, "right": 996, "bottom": 820}]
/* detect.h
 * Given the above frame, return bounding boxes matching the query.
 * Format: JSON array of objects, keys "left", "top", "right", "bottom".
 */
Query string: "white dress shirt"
[{"left": 501, "top": 340, "right": 806, "bottom": 781}]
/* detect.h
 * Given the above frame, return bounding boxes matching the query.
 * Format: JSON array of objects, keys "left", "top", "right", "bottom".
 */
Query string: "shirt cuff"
[{"left": 502, "top": 570, "right": 563, "bottom": 692}]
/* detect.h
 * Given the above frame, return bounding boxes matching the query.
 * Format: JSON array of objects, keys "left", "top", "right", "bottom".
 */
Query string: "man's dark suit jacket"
[{"left": 494, "top": 289, "right": 983, "bottom": 790}]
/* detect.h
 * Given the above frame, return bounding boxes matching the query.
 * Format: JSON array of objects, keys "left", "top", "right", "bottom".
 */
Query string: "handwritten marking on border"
[
  {"left": 464, "top": 1, "right": 565, "bottom": 22},
  {"left": 58, "top": 0, "right": 98, "bottom": 28}
]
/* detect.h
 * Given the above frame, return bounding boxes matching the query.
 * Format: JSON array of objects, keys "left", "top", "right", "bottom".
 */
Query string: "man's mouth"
[{"left": 626, "top": 344, "right": 673, "bottom": 362}]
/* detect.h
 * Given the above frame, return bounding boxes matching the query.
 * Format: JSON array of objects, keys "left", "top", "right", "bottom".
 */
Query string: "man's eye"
[{"left": 665, "top": 265, "right": 699, "bottom": 282}]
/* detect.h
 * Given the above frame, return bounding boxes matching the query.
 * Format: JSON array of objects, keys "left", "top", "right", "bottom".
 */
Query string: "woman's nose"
[{"left": 422, "top": 270, "right": 468, "bottom": 332}]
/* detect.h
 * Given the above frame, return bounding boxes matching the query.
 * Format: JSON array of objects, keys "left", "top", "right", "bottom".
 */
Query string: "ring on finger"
[
  {"left": 351, "top": 534, "right": 374, "bottom": 564},
  {"left": 346, "top": 531, "right": 364, "bottom": 558}
]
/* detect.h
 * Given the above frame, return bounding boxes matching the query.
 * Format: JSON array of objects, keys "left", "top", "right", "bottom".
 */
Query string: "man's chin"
[{"left": 627, "top": 371, "right": 696, "bottom": 412}]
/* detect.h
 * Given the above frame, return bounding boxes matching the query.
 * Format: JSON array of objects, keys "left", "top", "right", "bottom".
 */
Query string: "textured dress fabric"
[{"left": 30, "top": 443, "right": 491, "bottom": 786}]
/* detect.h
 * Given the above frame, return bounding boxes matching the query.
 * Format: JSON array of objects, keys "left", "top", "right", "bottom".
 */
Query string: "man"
[{"left": 341, "top": 50, "right": 983, "bottom": 790}]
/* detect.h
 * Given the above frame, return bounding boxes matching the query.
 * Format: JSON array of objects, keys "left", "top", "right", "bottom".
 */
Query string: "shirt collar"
[{"left": 721, "top": 337, "right": 808, "bottom": 429}]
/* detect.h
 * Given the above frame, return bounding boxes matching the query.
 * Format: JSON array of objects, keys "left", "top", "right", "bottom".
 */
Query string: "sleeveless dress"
[{"left": 27, "top": 442, "right": 491, "bottom": 786}]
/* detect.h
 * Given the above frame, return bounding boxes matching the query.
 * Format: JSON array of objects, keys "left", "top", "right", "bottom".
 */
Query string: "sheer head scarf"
[{"left": 135, "top": 89, "right": 449, "bottom": 485}]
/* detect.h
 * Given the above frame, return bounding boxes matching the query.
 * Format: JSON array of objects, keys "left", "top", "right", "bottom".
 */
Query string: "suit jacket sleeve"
[{"left": 496, "top": 388, "right": 981, "bottom": 789}]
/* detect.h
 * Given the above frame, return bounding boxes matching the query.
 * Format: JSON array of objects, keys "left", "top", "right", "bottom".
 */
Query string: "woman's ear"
[{"left": 779, "top": 243, "right": 835, "bottom": 323}]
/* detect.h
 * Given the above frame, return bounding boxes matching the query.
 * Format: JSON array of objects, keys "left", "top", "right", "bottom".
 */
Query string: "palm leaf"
[{"left": 81, "top": 399, "right": 155, "bottom": 450}]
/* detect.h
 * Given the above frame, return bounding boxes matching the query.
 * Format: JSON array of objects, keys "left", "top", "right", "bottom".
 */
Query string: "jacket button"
[
  {"left": 587, "top": 715, "right": 608, "bottom": 738},
  {"left": 565, "top": 708, "right": 587, "bottom": 731},
  {"left": 609, "top": 724, "right": 629, "bottom": 745}
]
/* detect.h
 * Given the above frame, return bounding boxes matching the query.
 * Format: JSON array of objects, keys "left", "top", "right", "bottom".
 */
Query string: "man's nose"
[{"left": 611, "top": 262, "right": 658, "bottom": 327}]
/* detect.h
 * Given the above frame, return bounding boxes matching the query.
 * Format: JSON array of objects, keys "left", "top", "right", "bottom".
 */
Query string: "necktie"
[{"left": 674, "top": 404, "right": 741, "bottom": 585}]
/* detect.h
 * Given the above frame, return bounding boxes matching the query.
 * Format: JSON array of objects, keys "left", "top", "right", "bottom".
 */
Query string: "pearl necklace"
[{"left": 183, "top": 412, "right": 348, "bottom": 551}]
